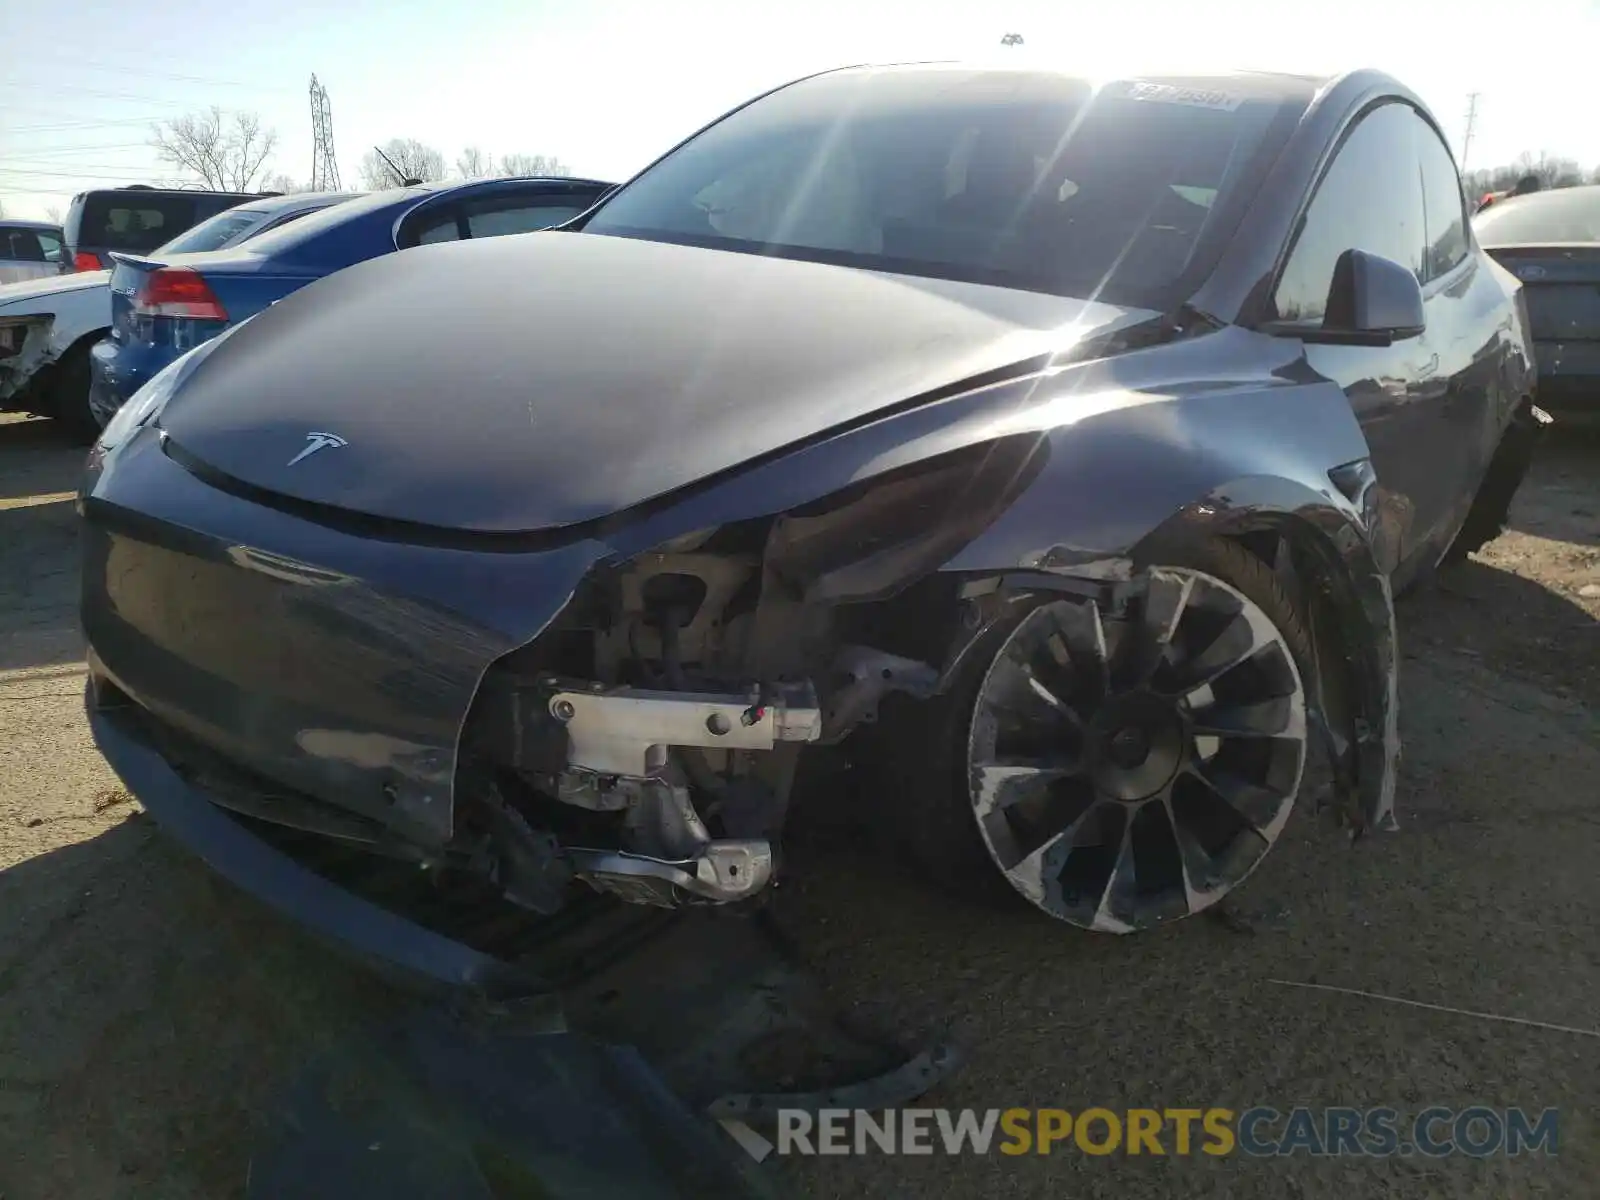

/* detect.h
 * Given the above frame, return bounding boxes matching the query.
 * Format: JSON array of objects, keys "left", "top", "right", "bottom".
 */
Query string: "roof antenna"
[{"left": 373, "top": 145, "right": 418, "bottom": 187}]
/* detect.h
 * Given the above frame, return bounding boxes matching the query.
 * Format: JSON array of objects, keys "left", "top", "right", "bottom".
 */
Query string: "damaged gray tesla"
[{"left": 80, "top": 64, "right": 1546, "bottom": 961}]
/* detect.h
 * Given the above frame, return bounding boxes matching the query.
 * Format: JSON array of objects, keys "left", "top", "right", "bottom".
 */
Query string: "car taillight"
[
  {"left": 133, "top": 268, "right": 229, "bottom": 321},
  {"left": 73, "top": 251, "right": 102, "bottom": 272}
]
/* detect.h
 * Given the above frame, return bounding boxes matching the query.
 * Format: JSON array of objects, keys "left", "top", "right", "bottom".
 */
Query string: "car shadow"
[
  {"left": 0, "top": 815, "right": 400, "bottom": 1197},
  {"left": 0, "top": 412, "right": 85, "bottom": 484},
  {"left": 1409, "top": 553, "right": 1600, "bottom": 711},
  {"left": 1505, "top": 430, "right": 1600, "bottom": 547},
  {"left": 0, "top": 415, "right": 87, "bottom": 671}
]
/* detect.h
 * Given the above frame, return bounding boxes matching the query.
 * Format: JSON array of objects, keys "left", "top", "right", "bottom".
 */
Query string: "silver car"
[
  {"left": 0, "top": 191, "right": 358, "bottom": 439},
  {"left": 0, "top": 220, "right": 66, "bottom": 285}
]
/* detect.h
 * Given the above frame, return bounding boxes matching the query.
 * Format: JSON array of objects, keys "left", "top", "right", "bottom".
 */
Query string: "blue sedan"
[{"left": 89, "top": 175, "right": 613, "bottom": 425}]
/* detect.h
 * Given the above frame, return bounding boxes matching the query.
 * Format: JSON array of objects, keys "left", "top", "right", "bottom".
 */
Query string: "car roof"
[
  {"left": 410, "top": 174, "right": 615, "bottom": 196},
  {"left": 810, "top": 60, "right": 1331, "bottom": 105},
  {"left": 68, "top": 186, "right": 263, "bottom": 203},
  {"left": 0, "top": 218, "right": 63, "bottom": 232},
  {"left": 235, "top": 190, "right": 364, "bottom": 214}
]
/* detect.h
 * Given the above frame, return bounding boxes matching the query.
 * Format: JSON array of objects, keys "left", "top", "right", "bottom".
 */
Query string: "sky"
[{"left": 4, "top": 0, "right": 1600, "bottom": 222}]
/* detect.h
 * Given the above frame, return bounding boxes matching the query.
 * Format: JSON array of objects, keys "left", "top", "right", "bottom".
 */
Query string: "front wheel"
[{"left": 887, "top": 537, "right": 1315, "bottom": 932}]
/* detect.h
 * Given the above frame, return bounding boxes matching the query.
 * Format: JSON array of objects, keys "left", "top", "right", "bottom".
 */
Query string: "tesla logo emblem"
[{"left": 287, "top": 431, "right": 348, "bottom": 466}]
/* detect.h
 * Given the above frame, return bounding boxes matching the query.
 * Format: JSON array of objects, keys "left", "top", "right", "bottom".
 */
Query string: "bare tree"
[
  {"left": 151, "top": 107, "right": 278, "bottom": 191},
  {"left": 1511, "top": 151, "right": 1583, "bottom": 189},
  {"left": 360, "top": 139, "right": 446, "bottom": 188},
  {"left": 456, "top": 146, "right": 495, "bottom": 179},
  {"left": 263, "top": 172, "right": 316, "bottom": 194},
  {"left": 1465, "top": 152, "right": 1600, "bottom": 199},
  {"left": 0, "top": 200, "right": 6, "bottom": 219},
  {"left": 500, "top": 153, "right": 570, "bottom": 178},
  {"left": 45, "top": 204, "right": 63, "bottom": 224}
]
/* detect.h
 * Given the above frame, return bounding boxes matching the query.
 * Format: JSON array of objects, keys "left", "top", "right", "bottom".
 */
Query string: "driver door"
[{"left": 1268, "top": 101, "right": 1457, "bottom": 580}]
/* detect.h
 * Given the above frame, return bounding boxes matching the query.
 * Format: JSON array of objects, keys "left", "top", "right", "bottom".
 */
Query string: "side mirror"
[{"left": 1304, "top": 249, "right": 1426, "bottom": 347}]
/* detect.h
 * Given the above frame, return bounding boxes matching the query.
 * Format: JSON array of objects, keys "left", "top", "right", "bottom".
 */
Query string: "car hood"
[
  {"left": 0, "top": 269, "right": 109, "bottom": 310},
  {"left": 161, "top": 232, "right": 1156, "bottom": 534}
]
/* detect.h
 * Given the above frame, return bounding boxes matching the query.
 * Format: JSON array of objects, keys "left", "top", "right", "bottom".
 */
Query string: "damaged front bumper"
[
  {"left": 0, "top": 315, "right": 55, "bottom": 409},
  {"left": 81, "top": 430, "right": 844, "bottom": 925},
  {"left": 87, "top": 674, "right": 546, "bottom": 996},
  {"left": 91, "top": 670, "right": 959, "bottom": 1194}
]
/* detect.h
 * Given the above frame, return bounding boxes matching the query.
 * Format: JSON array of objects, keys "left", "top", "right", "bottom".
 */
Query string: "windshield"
[
  {"left": 582, "top": 68, "right": 1303, "bottom": 307},
  {"left": 157, "top": 207, "right": 270, "bottom": 255},
  {"left": 1474, "top": 186, "right": 1600, "bottom": 245}
]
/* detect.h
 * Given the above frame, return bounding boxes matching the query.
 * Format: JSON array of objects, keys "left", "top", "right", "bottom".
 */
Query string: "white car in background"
[
  {"left": 0, "top": 190, "right": 359, "bottom": 439},
  {"left": 0, "top": 220, "right": 66, "bottom": 286}
]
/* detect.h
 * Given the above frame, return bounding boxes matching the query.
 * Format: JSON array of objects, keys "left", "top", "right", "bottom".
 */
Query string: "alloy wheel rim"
[{"left": 966, "top": 568, "right": 1307, "bottom": 931}]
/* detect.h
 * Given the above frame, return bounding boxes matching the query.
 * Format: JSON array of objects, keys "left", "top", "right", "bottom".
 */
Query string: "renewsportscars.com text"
[{"left": 736, "top": 1106, "right": 1559, "bottom": 1159}]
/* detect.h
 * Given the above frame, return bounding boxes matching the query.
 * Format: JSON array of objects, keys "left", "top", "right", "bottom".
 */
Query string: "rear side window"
[
  {"left": 0, "top": 227, "right": 48, "bottom": 262},
  {"left": 37, "top": 230, "right": 63, "bottom": 263},
  {"left": 73, "top": 194, "right": 198, "bottom": 253},
  {"left": 1414, "top": 117, "right": 1469, "bottom": 281},
  {"left": 1272, "top": 102, "right": 1427, "bottom": 323}
]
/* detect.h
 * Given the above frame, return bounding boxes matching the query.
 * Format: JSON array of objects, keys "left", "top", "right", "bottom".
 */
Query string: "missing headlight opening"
[{"left": 454, "top": 439, "right": 1052, "bottom": 911}]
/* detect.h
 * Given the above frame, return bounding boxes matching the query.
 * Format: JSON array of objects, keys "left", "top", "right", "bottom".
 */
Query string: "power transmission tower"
[
  {"left": 309, "top": 74, "right": 341, "bottom": 190},
  {"left": 1460, "top": 92, "right": 1481, "bottom": 172}
]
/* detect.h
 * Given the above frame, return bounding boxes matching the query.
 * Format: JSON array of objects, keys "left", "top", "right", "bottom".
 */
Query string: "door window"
[
  {"left": 1272, "top": 102, "right": 1427, "bottom": 324},
  {"left": 37, "top": 230, "right": 63, "bottom": 263},
  {"left": 1412, "top": 117, "right": 1470, "bottom": 281},
  {"left": 0, "top": 228, "right": 47, "bottom": 262}
]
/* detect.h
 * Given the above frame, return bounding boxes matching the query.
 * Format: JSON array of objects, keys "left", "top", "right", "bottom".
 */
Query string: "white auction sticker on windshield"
[{"left": 1115, "top": 82, "right": 1244, "bottom": 111}]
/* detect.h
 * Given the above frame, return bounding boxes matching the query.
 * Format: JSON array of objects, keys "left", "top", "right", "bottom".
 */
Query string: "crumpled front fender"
[{"left": 935, "top": 380, "right": 1400, "bottom": 835}]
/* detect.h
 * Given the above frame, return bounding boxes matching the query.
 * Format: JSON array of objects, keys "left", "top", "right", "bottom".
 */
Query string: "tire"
[
  {"left": 875, "top": 535, "right": 1316, "bottom": 929},
  {"left": 49, "top": 344, "right": 100, "bottom": 445}
]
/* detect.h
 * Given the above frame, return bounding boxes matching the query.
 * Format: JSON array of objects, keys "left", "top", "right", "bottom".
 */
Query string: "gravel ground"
[{"left": 0, "top": 411, "right": 1594, "bottom": 1198}]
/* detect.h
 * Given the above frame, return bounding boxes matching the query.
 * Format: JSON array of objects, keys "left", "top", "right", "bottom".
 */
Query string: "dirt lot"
[{"left": 0, "top": 410, "right": 1595, "bottom": 1198}]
